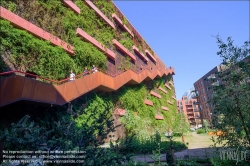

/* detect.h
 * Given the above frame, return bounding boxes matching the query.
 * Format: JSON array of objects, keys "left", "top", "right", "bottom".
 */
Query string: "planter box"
[
  {"left": 150, "top": 91, "right": 161, "bottom": 98},
  {"left": 113, "top": 39, "right": 136, "bottom": 61},
  {"left": 132, "top": 45, "right": 148, "bottom": 62},
  {"left": 164, "top": 83, "right": 171, "bottom": 90},
  {"left": 85, "top": 0, "right": 115, "bottom": 29},
  {"left": 155, "top": 115, "right": 164, "bottom": 120},
  {"left": 167, "top": 100, "right": 173, "bottom": 105},
  {"left": 77, "top": 28, "right": 116, "bottom": 60},
  {"left": 145, "top": 50, "right": 157, "bottom": 63},
  {"left": 158, "top": 87, "right": 167, "bottom": 94},
  {"left": 0, "top": 7, "right": 74, "bottom": 55},
  {"left": 112, "top": 13, "right": 134, "bottom": 37},
  {"left": 62, "top": 0, "right": 80, "bottom": 14},
  {"left": 114, "top": 108, "right": 126, "bottom": 116},
  {"left": 161, "top": 106, "right": 169, "bottom": 111},
  {"left": 144, "top": 99, "right": 153, "bottom": 106},
  {"left": 172, "top": 96, "right": 177, "bottom": 100}
]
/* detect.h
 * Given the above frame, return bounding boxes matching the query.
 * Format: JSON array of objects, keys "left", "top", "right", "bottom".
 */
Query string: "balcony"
[
  {"left": 207, "top": 74, "right": 216, "bottom": 80},
  {"left": 185, "top": 101, "right": 192, "bottom": 105},
  {"left": 211, "top": 81, "right": 220, "bottom": 87},
  {"left": 194, "top": 109, "right": 199, "bottom": 112},
  {"left": 193, "top": 102, "right": 199, "bottom": 105},
  {"left": 144, "top": 99, "right": 153, "bottom": 106},
  {"left": 150, "top": 91, "right": 161, "bottom": 99},
  {"left": 191, "top": 93, "right": 199, "bottom": 99}
]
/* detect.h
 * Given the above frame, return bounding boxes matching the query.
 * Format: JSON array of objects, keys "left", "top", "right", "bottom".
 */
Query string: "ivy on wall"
[
  {"left": 0, "top": 0, "right": 112, "bottom": 75},
  {"left": 0, "top": 0, "right": 162, "bottom": 77},
  {"left": 107, "top": 76, "right": 184, "bottom": 138},
  {"left": 119, "top": 32, "right": 134, "bottom": 51},
  {"left": 63, "top": 75, "right": 183, "bottom": 140},
  {"left": 0, "top": 20, "right": 75, "bottom": 79},
  {"left": 0, "top": 0, "right": 183, "bottom": 140}
]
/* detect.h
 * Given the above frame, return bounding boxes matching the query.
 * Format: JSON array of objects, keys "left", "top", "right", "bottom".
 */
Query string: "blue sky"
[{"left": 113, "top": 1, "right": 249, "bottom": 100}]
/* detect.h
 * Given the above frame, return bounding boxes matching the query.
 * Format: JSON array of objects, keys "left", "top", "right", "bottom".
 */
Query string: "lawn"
[{"left": 162, "top": 132, "right": 224, "bottom": 149}]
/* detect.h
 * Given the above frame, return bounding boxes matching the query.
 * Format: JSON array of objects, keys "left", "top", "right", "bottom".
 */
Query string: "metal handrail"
[
  {"left": 0, "top": 70, "right": 92, "bottom": 85},
  {"left": 0, "top": 66, "right": 171, "bottom": 85}
]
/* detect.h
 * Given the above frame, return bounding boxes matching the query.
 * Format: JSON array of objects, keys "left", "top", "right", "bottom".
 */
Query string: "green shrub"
[
  {"left": 122, "top": 160, "right": 150, "bottom": 166},
  {"left": 196, "top": 128, "right": 206, "bottom": 134},
  {"left": 208, "top": 129, "right": 216, "bottom": 132},
  {"left": 177, "top": 158, "right": 212, "bottom": 166},
  {"left": 210, "top": 157, "right": 250, "bottom": 166},
  {"left": 118, "top": 136, "right": 187, "bottom": 154},
  {"left": 173, "top": 132, "right": 182, "bottom": 137}
]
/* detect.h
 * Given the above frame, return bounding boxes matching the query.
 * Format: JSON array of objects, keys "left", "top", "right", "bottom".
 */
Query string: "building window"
[
  {"left": 206, "top": 87, "right": 209, "bottom": 91},
  {"left": 200, "top": 81, "right": 203, "bottom": 86},
  {"left": 202, "top": 88, "right": 204, "bottom": 94},
  {"left": 179, "top": 102, "right": 182, "bottom": 105},
  {"left": 200, "top": 105, "right": 203, "bottom": 111},
  {"left": 204, "top": 96, "right": 206, "bottom": 101}
]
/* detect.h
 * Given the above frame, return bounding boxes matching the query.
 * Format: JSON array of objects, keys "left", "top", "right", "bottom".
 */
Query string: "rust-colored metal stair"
[{"left": 0, "top": 68, "right": 175, "bottom": 107}]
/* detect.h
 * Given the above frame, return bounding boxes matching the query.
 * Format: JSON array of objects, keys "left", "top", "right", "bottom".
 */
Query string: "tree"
[
  {"left": 211, "top": 36, "right": 250, "bottom": 149},
  {"left": 202, "top": 119, "right": 210, "bottom": 133}
]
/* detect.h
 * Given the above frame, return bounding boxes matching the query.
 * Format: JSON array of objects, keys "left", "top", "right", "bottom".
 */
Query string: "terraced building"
[{"left": 0, "top": 0, "right": 181, "bottom": 143}]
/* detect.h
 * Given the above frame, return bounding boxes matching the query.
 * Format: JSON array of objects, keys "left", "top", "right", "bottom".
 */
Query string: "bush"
[
  {"left": 118, "top": 136, "right": 187, "bottom": 154},
  {"left": 208, "top": 129, "right": 216, "bottom": 132},
  {"left": 196, "top": 129, "right": 206, "bottom": 134},
  {"left": 173, "top": 132, "right": 182, "bottom": 137},
  {"left": 178, "top": 158, "right": 212, "bottom": 166},
  {"left": 122, "top": 160, "right": 150, "bottom": 166},
  {"left": 210, "top": 157, "right": 250, "bottom": 166}
]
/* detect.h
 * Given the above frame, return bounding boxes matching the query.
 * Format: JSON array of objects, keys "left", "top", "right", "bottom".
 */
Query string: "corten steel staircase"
[{"left": 0, "top": 67, "right": 175, "bottom": 107}]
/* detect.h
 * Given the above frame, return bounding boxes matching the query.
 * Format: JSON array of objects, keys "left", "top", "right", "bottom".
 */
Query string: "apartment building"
[
  {"left": 178, "top": 89, "right": 201, "bottom": 127},
  {"left": 193, "top": 64, "right": 226, "bottom": 123}
]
